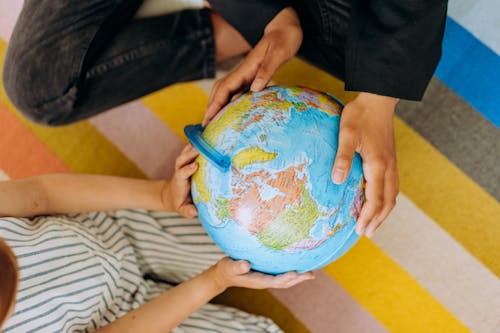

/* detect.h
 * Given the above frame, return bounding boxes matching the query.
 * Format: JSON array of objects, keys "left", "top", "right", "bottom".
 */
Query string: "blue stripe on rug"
[{"left": 435, "top": 17, "right": 500, "bottom": 127}]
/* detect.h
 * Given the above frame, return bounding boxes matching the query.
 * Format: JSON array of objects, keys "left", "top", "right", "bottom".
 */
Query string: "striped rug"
[{"left": 0, "top": 1, "right": 499, "bottom": 332}]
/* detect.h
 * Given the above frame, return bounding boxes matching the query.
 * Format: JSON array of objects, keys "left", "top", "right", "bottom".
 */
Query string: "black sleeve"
[
  {"left": 344, "top": 0, "right": 448, "bottom": 100},
  {"left": 209, "top": 0, "right": 291, "bottom": 46}
]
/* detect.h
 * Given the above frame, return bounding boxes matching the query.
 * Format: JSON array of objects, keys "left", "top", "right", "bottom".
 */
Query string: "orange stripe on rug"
[
  {"left": 0, "top": 102, "right": 70, "bottom": 177},
  {"left": 0, "top": 39, "right": 145, "bottom": 178}
]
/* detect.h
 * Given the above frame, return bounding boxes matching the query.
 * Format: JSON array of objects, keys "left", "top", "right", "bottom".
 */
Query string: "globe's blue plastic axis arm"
[{"left": 184, "top": 124, "right": 231, "bottom": 172}]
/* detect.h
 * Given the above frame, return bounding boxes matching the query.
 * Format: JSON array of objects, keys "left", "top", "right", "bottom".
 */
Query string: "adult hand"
[
  {"left": 161, "top": 144, "right": 199, "bottom": 218},
  {"left": 203, "top": 6, "right": 303, "bottom": 125},
  {"left": 209, "top": 257, "right": 315, "bottom": 292},
  {"left": 332, "top": 92, "right": 399, "bottom": 237}
]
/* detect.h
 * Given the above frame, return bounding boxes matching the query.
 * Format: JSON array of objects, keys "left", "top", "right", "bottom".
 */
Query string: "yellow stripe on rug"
[
  {"left": 395, "top": 117, "right": 500, "bottom": 276},
  {"left": 214, "top": 289, "right": 311, "bottom": 333},
  {"left": 141, "top": 83, "right": 208, "bottom": 142},
  {"left": 0, "top": 39, "right": 145, "bottom": 178},
  {"left": 274, "top": 57, "right": 500, "bottom": 277}
]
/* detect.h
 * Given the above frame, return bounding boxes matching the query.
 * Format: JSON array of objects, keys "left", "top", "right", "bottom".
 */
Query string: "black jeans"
[{"left": 3, "top": 0, "right": 350, "bottom": 126}]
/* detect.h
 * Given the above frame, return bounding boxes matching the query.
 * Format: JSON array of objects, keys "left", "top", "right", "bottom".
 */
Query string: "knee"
[{"left": 3, "top": 48, "right": 78, "bottom": 127}]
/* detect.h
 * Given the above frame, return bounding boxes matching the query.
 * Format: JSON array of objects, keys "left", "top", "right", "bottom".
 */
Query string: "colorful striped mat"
[{"left": 0, "top": 1, "right": 499, "bottom": 332}]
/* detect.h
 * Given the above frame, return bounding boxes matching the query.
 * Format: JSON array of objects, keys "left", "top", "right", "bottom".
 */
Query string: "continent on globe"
[
  {"left": 228, "top": 163, "right": 309, "bottom": 234},
  {"left": 231, "top": 147, "right": 277, "bottom": 169}
]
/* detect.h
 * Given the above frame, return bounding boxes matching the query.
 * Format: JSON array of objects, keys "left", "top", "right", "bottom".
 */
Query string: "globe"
[{"left": 184, "top": 86, "right": 364, "bottom": 274}]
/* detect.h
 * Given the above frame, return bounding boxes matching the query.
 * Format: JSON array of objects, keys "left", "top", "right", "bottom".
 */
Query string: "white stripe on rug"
[
  {"left": 373, "top": 194, "right": 500, "bottom": 333},
  {"left": 90, "top": 100, "right": 185, "bottom": 180}
]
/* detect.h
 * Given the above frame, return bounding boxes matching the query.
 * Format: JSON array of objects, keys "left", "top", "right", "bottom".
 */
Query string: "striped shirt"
[{"left": 0, "top": 210, "right": 281, "bottom": 333}]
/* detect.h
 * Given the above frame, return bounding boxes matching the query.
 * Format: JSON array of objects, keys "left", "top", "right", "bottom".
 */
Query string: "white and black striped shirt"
[{"left": 1, "top": 210, "right": 281, "bottom": 333}]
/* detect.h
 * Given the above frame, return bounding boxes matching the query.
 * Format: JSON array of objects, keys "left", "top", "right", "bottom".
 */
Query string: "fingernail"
[
  {"left": 251, "top": 79, "right": 264, "bottom": 91},
  {"left": 332, "top": 169, "right": 344, "bottom": 184},
  {"left": 239, "top": 261, "right": 249, "bottom": 271},
  {"left": 365, "top": 222, "right": 377, "bottom": 238},
  {"left": 355, "top": 223, "right": 365, "bottom": 235}
]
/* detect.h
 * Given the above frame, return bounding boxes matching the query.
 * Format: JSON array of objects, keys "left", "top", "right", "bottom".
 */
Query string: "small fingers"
[
  {"left": 231, "top": 260, "right": 251, "bottom": 275},
  {"left": 175, "top": 145, "right": 199, "bottom": 170},
  {"left": 270, "top": 271, "right": 315, "bottom": 289},
  {"left": 178, "top": 204, "right": 198, "bottom": 218},
  {"left": 177, "top": 162, "right": 198, "bottom": 180}
]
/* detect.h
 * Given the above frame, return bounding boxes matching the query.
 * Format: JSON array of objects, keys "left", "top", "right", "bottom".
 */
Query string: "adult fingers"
[
  {"left": 365, "top": 163, "right": 399, "bottom": 237},
  {"left": 250, "top": 42, "right": 289, "bottom": 92},
  {"left": 203, "top": 42, "right": 268, "bottom": 125},
  {"left": 204, "top": 75, "right": 246, "bottom": 126},
  {"left": 332, "top": 124, "right": 358, "bottom": 184},
  {"left": 356, "top": 157, "right": 386, "bottom": 235}
]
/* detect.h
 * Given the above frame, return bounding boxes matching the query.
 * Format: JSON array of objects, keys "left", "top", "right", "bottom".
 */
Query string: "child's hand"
[
  {"left": 207, "top": 257, "right": 315, "bottom": 292},
  {"left": 161, "top": 145, "right": 199, "bottom": 218}
]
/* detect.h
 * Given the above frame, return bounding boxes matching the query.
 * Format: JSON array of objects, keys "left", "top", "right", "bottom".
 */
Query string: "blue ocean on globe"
[{"left": 185, "top": 86, "right": 364, "bottom": 274}]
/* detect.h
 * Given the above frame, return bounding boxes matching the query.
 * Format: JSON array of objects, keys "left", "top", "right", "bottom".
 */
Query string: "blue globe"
[{"left": 185, "top": 86, "right": 364, "bottom": 274}]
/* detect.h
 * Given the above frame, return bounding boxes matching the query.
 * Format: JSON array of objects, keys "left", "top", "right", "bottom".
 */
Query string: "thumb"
[
  {"left": 179, "top": 204, "right": 198, "bottom": 218},
  {"left": 332, "top": 128, "right": 357, "bottom": 184},
  {"left": 231, "top": 260, "right": 251, "bottom": 275}
]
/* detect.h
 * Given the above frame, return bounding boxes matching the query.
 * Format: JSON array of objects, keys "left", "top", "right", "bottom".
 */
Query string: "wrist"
[
  {"left": 159, "top": 180, "right": 174, "bottom": 212},
  {"left": 202, "top": 265, "right": 228, "bottom": 294},
  {"left": 264, "top": 6, "right": 301, "bottom": 35},
  {"left": 354, "top": 92, "right": 399, "bottom": 113}
]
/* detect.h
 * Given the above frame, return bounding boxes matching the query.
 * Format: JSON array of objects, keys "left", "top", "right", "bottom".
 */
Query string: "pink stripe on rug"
[
  {"left": 90, "top": 101, "right": 185, "bottom": 180},
  {"left": 0, "top": 0, "right": 22, "bottom": 41},
  {"left": 270, "top": 270, "right": 388, "bottom": 333}
]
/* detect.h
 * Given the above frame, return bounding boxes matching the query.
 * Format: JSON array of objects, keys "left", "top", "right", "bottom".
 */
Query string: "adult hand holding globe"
[{"left": 185, "top": 86, "right": 365, "bottom": 274}]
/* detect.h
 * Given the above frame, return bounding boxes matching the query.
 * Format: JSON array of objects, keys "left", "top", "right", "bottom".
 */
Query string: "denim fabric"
[
  {"left": 3, "top": 0, "right": 215, "bottom": 125},
  {"left": 294, "top": 0, "right": 351, "bottom": 81}
]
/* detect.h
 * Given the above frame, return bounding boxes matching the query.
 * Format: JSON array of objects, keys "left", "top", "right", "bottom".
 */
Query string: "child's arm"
[
  {"left": 97, "top": 257, "right": 315, "bottom": 333},
  {"left": 0, "top": 145, "right": 199, "bottom": 217}
]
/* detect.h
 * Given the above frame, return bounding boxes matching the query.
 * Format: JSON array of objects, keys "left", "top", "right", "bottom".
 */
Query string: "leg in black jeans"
[
  {"left": 3, "top": 0, "right": 215, "bottom": 125},
  {"left": 294, "top": 0, "right": 351, "bottom": 82},
  {"left": 3, "top": 0, "right": 349, "bottom": 126}
]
